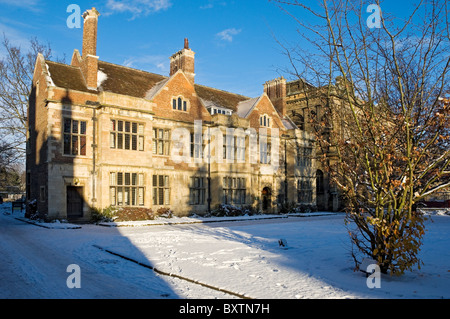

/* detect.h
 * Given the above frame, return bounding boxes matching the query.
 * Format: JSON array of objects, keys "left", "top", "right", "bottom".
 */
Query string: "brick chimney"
[
  {"left": 264, "top": 77, "right": 287, "bottom": 117},
  {"left": 81, "top": 7, "right": 100, "bottom": 90},
  {"left": 170, "top": 38, "right": 195, "bottom": 85}
]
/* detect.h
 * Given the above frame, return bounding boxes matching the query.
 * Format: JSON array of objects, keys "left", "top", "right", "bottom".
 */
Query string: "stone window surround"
[{"left": 172, "top": 95, "right": 189, "bottom": 112}]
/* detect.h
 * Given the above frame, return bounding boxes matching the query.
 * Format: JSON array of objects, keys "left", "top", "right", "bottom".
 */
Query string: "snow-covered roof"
[
  {"left": 235, "top": 96, "right": 261, "bottom": 118},
  {"left": 144, "top": 78, "right": 170, "bottom": 101},
  {"left": 282, "top": 117, "right": 298, "bottom": 130}
]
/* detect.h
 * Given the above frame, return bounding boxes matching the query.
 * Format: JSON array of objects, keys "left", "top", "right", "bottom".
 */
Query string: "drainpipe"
[
  {"left": 92, "top": 108, "right": 97, "bottom": 207},
  {"left": 204, "top": 121, "right": 214, "bottom": 215},
  {"left": 86, "top": 100, "right": 100, "bottom": 208},
  {"left": 282, "top": 134, "right": 290, "bottom": 205}
]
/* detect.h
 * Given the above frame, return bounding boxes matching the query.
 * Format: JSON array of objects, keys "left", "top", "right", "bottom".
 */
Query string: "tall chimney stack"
[
  {"left": 264, "top": 77, "right": 287, "bottom": 117},
  {"left": 81, "top": 8, "right": 100, "bottom": 90},
  {"left": 170, "top": 38, "right": 195, "bottom": 85}
]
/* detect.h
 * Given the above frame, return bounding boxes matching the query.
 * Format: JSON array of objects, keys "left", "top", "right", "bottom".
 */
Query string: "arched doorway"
[
  {"left": 262, "top": 187, "right": 271, "bottom": 212},
  {"left": 316, "top": 169, "right": 326, "bottom": 211}
]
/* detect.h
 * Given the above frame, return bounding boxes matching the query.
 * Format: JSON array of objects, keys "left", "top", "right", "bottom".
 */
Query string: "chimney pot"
[{"left": 170, "top": 39, "right": 195, "bottom": 85}]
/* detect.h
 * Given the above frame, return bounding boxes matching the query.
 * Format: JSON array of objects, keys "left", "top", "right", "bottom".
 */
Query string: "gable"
[
  {"left": 150, "top": 70, "right": 211, "bottom": 122},
  {"left": 246, "top": 94, "right": 286, "bottom": 131},
  {"left": 43, "top": 58, "right": 273, "bottom": 126}
]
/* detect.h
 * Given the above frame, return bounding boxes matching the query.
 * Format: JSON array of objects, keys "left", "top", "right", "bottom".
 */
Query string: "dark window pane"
[
  {"left": 159, "top": 188, "right": 164, "bottom": 205},
  {"left": 63, "top": 134, "right": 70, "bottom": 154},
  {"left": 117, "top": 133, "right": 123, "bottom": 149},
  {"left": 64, "top": 119, "right": 71, "bottom": 133},
  {"left": 80, "top": 121, "right": 86, "bottom": 135},
  {"left": 72, "top": 120, "right": 78, "bottom": 134},
  {"left": 132, "top": 135, "right": 137, "bottom": 150},
  {"left": 125, "top": 134, "right": 130, "bottom": 150}
]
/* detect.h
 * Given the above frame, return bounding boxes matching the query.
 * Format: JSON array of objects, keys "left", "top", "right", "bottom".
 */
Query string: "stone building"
[
  {"left": 26, "top": 8, "right": 316, "bottom": 222},
  {"left": 281, "top": 77, "right": 346, "bottom": 212}
]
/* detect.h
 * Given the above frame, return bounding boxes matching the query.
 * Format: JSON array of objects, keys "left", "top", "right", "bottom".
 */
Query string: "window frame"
[
  {"left": 152, "top": 128, "right": 171, "bottom": 156},
  {"left": 110, "top": 119, "right": 144, "bottom": 152},
  {"left": 189, "top": 177, "right": 206, "bottom": 205},
  {"left": 260, "top": 141, "right": 271, "bottom": 164},
  {"left": 190, "top": 132, "right": 203, "bottom": 159},
  {"left": 222, "top": 177, "right": 246, "bottom": 205},
  {"left": 259, "top": 114, "right": 271, "bottom": 128},
  {"left": 297, "top": 179, "right": 313, "bottom": 203},
  {"left": 172, "top": 96, "right": 189, "bottom": 112},
  {"left": 110, "top": 172, "right": 145, "bottom": 207},
  {"left": 63, "top": 118, "right": 87, "bottom": 156},
  {"left": 297, "top": 146, "right": 313, "bottom": 167},
  {"left": 152, "top": 175, "right": 170, "bottom": 206}
]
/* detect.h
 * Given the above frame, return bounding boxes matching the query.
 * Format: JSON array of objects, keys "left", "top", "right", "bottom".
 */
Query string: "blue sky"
[
  {"left": 0, "top": 0, "right": 422, "bottom": 97},
  {"left": 0, "top": 0, "right": 305, "bottom": 98}
]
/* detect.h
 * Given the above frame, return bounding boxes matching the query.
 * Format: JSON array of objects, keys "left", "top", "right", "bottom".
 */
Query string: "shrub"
[
  {"left": 277, "top": 201, "right": 297, "bottom": 214},
  {"left": 207, "top": 204, "right": 260, "bottom": 217},
  {"left": 156, "top": 207, "right": 173, "bottom": 218},
  {"left": 91, "top": 206, "right": 154, "bottom": 222},
  {"left": 277, "top": 202, "right": 317, "bottom": 214},
  {"left": 348, "top": 209, "right": 427, "bottom": 275},
  {"left": 90, "top": 206, "right": 118, "bottom": 223},
  {"left": 115, "top": 207, "right": 154, "bottom": 222}
]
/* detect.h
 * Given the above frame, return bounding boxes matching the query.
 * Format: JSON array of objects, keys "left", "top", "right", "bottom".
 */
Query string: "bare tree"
[
  {"left": 0, "top": 35, "right": 63, "bottom": 168},
  {"left": 272, "top": 0, "right": 450, "bottom": 274}
]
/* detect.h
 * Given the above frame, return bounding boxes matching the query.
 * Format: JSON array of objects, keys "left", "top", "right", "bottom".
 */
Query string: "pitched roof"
[
  {"left": 45, "top": 61, "right": 94, "bottom": 93},
  {"left": 97, "top": 61, "right": 167, "bottom": 98},
  {"left": 235, "top": 96, "right": 260, "bottom": 118},
  {"left": 45, "top": 59, "right": 250, "bottom": 111},
  {"left": 193, "top": 84, "right": 249, "bottom": 111},
  {"left": 281, "top": 117, "right": 298, "bottom": 130}
]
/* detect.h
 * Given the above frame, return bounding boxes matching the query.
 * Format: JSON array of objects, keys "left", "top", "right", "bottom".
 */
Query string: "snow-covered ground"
[{"left": 0, "top": 202, "right": 449, "bottom": 299}]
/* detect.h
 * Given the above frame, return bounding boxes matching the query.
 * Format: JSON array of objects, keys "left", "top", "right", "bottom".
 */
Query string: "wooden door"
[{"left": 67, "top": 186, "right": 84, "bottom": 218}]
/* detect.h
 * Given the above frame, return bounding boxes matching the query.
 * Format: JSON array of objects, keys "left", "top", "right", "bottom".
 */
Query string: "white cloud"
[
  {"left": 123, "top": 55, "right": 168, "bottom": 73},
  {"left": 199, "top": 0, "right": 227, "bottom": 10},
  {"left": 106, "top": 0, "right": 172, "bottom": 18},
  {"left": 216, "top": 28, "right": 241, "bottom": 42},
  {"left": 0, "top": 0, "right": 38, "bottom": 7},
  {"left": 0, "top": 22, "right": 31, "bottom": 51},
  {"left": 200, "top": 4, "right": 214, "bottom": 9}
]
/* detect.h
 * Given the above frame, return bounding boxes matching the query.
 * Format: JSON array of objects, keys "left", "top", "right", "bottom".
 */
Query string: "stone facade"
[
  {"left": 26, "top": 7, "right": 316, "bottom": 222},
  {"left": 284, "top": 78, "right": 347, "bottom": 212}
]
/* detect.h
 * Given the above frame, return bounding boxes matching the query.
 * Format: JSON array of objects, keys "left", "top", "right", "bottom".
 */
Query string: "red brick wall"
[{"left": 152, "top": 71, "right": 211, "bottom": 122}]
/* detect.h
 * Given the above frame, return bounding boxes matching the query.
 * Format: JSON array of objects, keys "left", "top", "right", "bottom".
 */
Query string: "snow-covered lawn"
[{"left": 1, "top": 202, "right": 449, "bottom": 299}]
